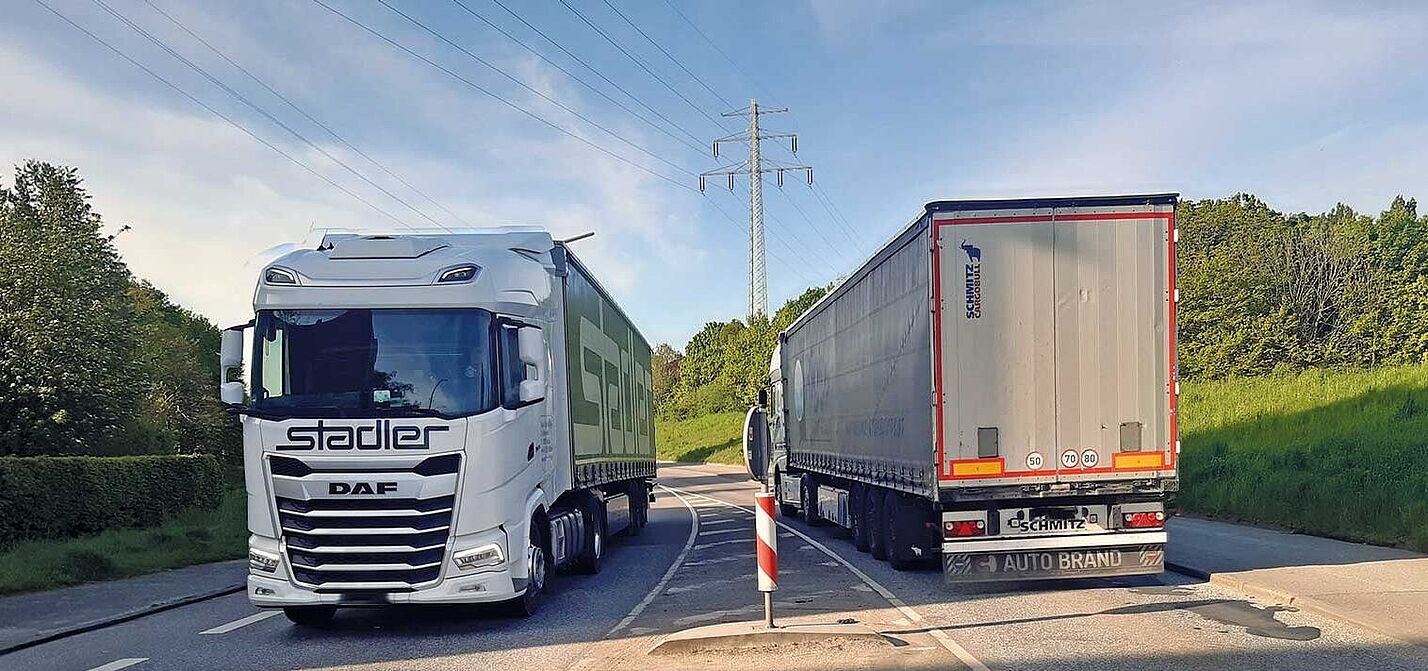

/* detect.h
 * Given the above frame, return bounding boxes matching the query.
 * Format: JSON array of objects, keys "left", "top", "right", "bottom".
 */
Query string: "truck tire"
[
  {"left": 626, "top": 482, "right": 646, "bottom": 537},
  {"left": 866, "top": 488, "right": 887, "bottom": 560},
  {"left": 884, "top": 493, "right": 919, "bottom": 571},
  {"left": 283, "top": 606, "right": 335, "bottom": 627},
  {"left": 849, "top": 484, "right": 870, "bottom": 552},
  {"left": 800, "top": 475, "right": 821, "bottom": 525},
  {"left": 573, "top": 495, "right": 605, "bottom": 574},
  {"left": 507, "top": 519, "right": 549, "bottom": 617}
]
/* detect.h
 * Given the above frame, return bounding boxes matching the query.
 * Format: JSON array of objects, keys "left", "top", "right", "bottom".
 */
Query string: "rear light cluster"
[
  {"left": 1122, "top": 511, "right": 1165, "bottom": 529},
  {"left": 943, "top": 519, "right": 986, "bottom": 538}
]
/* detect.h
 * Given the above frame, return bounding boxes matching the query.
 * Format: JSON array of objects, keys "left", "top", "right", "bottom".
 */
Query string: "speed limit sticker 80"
[{"left": 1057, "top": 449, "right": 1101, "bottom": 470}]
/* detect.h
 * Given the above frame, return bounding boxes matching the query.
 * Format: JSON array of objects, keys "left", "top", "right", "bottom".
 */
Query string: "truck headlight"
[
  {"left": 249, "top": 548, "right": 280, "bottom": 573},
  {"left": 453, "top": 543, "right": 505, "bottom": 571}
]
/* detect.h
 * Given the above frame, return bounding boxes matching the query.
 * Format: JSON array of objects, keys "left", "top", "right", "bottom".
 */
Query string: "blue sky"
[{"left": 3, "top": 0, "right": 1426, "bottom": 347}]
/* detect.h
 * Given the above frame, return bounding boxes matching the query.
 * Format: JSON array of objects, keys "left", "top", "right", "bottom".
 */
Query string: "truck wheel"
[
  {"left": 849, "top": 484, "right": 870, "bottom": 552},
  {"left": 283, "top": 606, "right": 335, "bottom": 627},
  {"left": 884, "top": 493, "right": 918, "bottom": 571},
  {"left": 574, "top": 496, "right": 605, "bottom": 574},
  {"left": 507, "top": 521, "right": 549, "bottom": 617},
  {"left": 800, "top": 475, "right": 821, "bottom": 525},
  {"left": 866, "top": 488, "right": 887, "bottom": 560},
  {"left": 626, "top": 482, "right": 645, "bottom": 537}
]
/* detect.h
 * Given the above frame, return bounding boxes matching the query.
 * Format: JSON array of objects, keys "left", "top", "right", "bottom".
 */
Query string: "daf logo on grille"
[
  {"left": 329, "top": 482, "right": 398, "bottom": 495},
  {"left": 276, "top": 419, "right": 449, "bottom": 451}
]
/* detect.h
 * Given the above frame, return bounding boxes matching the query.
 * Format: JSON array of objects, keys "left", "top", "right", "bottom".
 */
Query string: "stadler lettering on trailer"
[{"left": 275, "top": 420, "right": 450, "bottom": 451}]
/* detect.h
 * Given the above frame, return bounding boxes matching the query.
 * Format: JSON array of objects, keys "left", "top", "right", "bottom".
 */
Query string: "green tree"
[{"left": 0, "top": 161, "right": 140, "bottom": 455}]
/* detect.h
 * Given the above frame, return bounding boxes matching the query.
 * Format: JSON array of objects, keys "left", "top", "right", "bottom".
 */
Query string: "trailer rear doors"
[{"left": 931, "top": 197, "right": 1177, "bottom": 488}]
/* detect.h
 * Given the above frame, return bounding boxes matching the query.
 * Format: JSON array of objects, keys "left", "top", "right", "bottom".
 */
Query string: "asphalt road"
[{"left": 8, "top": 463, "right": 1428, "bottom": 671}]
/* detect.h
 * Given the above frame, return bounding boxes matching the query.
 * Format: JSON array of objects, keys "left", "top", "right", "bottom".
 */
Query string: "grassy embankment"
[
  {"left": 657, "top": 365, "right": 1428, "bottom": 552},
  {"left": 0, "top": 485, "right": 246, "bottom": 595}
]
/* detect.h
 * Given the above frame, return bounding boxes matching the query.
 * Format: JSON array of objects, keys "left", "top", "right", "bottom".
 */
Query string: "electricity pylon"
[{"left": 700, "top": 98, "right": 812, "bottom": 321}]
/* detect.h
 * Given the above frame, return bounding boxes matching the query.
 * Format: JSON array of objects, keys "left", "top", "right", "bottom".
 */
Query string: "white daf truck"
[
  {"left": 768, "top": 194, "right": 1178, "bottom": 582},
  {"left": 218, "top": 229, "right": 655, "bottom": 625}
]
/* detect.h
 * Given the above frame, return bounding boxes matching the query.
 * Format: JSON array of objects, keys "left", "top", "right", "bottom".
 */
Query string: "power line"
[
  {"left": 141, "top": 0, "right": 473, "bottom": 230},
  {"left": 776, "top": 185, "right": 855, "bottom": 271},
  {"left": 32, "top": 0, "right": 413, "bottom": 230},
  {"left": 308, "top": 0, "right": 692, "bottom": 192},
  {"left": 486, "top": 0, "right": 708, "bottom": 148},
  {"left": 557, "top": 0, "right": 734, "bottom": 133},
  {"left": 598, "top": 0, "right": 732, "bottom": 109},
  {"left": 91, "top": 0, "right": 447, "bottom": 231},
  {"left": 373, "top": 0, "right": 695, "bottom": 180},
  {"left": 448, "top": 0, "right": 705, "bottom": 156}
]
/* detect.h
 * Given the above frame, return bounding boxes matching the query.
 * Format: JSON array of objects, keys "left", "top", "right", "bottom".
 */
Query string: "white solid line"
[
  {"left": 605, "top": 485, "right": 700, "bottom": 636},
  {"left": 87, "top": 659, "right": 148, "bottom": 671},
  {"left": 199, "top": 610, "right": 281, "bottom": 635},
  {"left": 666, "top": 486, "right": 991, "bottom": 671},
  {"left": 692, "top": 537, "right": 752, "bottom": 550}
]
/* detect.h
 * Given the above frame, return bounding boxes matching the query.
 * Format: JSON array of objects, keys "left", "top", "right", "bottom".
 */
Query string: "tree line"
[
  {"left": 0, "top": 161, "right": 238, "bottom": 460},
  {"left": 655, "top": 194, "right": 1428, "bottom": 418}
]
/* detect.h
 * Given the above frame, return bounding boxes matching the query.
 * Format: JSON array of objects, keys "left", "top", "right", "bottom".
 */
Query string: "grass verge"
[
  {"left": 0, "top": 485, "right": 246, "bottom": 596},
  {"left": 1179, "top": 364, "right": 1428, "bottom": 552},
  {"left": 656, "top": 412, "right": 744, "bottom": 465}
]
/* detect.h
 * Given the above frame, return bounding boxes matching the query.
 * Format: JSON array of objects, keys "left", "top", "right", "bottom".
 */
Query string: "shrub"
[{"left": 0, "top": 455, "right": 223, "bottom": 545}]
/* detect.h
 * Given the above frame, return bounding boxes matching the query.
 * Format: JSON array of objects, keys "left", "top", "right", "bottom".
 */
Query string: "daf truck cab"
[{"left": 219, "top": 229, "right": 655, "bottom": 625}]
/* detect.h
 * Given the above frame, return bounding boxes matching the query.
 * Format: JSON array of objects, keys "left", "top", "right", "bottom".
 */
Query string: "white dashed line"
[
  {"left": 696, "top": 527, "right": 746, "bottom": 537},
  {"left": 665, "top": 485, "right": 991, "bottom": 671},
  {"left": 199, "top": 610, "right": 281, "bottom": 635},
  {"left": 87, "top": 659, "right": 148, "bottom": 671},
  {"left": 692, "top": 538, "right": 752, "bottom": 550}
]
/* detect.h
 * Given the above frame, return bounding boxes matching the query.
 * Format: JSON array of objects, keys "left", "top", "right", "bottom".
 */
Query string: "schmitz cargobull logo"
[
  {"left": 960, "top": 239, "right": 982, "bottom": 319},
  {"left": 276, "top": 419, "right": 449, "bottom": 451}
]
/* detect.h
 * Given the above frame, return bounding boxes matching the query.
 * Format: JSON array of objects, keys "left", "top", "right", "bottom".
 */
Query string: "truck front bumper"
[
  {"left": 248, "top": 568, "right": 522, "bottom": 607},
  {"left": 942, "top": 531, "right": 1166, "bottom": 583}
]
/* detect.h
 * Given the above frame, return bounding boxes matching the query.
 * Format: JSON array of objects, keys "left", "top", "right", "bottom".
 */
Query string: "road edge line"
[
  {"left": 605, "top": 485, "right": 701, "bottom": 636},
  {"left": 0, "top": 583, "right": 244, "bottom": 657},
  {"left": 666, "top": 486, "right": 991, "bottom": 671}
]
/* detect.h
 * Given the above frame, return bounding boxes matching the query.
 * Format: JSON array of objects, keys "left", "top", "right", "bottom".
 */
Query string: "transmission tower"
[{"left": 700, "top": 99, "right": 813, "bottom": 321}]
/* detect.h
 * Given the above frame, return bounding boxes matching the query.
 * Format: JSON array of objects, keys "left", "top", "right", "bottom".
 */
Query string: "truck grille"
[{"left": 271, "top": 455, "right": 459, "bottom": 589}]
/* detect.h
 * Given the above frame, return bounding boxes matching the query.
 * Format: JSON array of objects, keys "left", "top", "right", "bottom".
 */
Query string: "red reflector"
[
  {"left": 1123, "top": 511, "right": 1165, "bottom": 529},
  {"left": 943, "top": 519, "right": 986, "bottom": 538}
]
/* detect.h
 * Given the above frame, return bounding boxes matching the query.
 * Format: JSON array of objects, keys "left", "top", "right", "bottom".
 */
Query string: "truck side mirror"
[
  {"left": 517, "top": 326, "right": 547, "bottom": 403},
  {"left": 758, "top": 388, "right": 768, "bottom": 407},
  {"left": 743, "top": 406, "right": 771, "bottom": 482},
  {"left": 219, "top": 325, "right": 248, "bottom": 406}
]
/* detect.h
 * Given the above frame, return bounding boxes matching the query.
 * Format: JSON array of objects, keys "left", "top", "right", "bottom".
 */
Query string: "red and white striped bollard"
[{"left": 755, "top": 491, "right": 778, "bottom": 627}]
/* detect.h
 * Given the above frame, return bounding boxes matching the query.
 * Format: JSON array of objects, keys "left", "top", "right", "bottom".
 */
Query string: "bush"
[{"left": 0, "top": 455, "right": 223, "bottom": 545}]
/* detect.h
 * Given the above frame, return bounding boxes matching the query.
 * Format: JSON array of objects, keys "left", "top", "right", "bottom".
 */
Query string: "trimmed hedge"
[{"left": 0, "top": 455, "right": 223, "bottom": 545}]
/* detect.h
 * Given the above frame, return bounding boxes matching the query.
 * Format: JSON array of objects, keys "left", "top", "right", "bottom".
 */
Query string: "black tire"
[
  {"left": 507, "top": 518, "right": 549, "bottom": 617},
  {"left": 574, "top": 495, "right": 605, "bottom": 574},
  {"left": 885, "top": 492, "right": 918, "bottom": 571},
  {"left": 849, "top": 484, "right": 870, "bottom": 552},
  {"left": 800, "top": 475, "right": 821, "bottom": 525},
  {"left": 283, "top": 606, "right": 335, "bottom": 627},
  {"left": 866, "top": 487, "right": 887, "bottom": 560},
  {"left": 626, "top": 482, "right": 645, "bottom": 537}
]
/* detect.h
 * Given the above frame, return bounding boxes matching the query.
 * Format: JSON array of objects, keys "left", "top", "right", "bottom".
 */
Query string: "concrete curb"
[
  {"left": 0, "top": 582, "right": 244, "bottom": 656},
  {"left": 647, "top": 621, "right": 891, "bottom": 655},
  {"left": 1165, "top": 562, "right": 1422, "bottom": 650}
]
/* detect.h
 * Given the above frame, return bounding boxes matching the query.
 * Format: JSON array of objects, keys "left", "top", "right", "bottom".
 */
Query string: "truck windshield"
[{"left": 252, "top": 308, "right": 497, "bottom": 419}]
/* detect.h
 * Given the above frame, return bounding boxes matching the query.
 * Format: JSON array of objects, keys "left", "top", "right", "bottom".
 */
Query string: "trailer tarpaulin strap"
[{"left": 755, "top": 492, "right": 778, "bottom": 591}]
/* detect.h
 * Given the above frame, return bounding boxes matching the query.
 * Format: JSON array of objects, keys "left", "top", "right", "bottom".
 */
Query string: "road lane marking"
[
  {"left": 682, "top": 553, "right": 753, "bottom": 567},
  {"left": 199, "top": 610, "right": 280, "bottom": 635},
  {"left": 665, "top": 485, "right": 991, "bottom": 671},
  {"left": 692, "top": 538, "right": 752, "bottom": 550},
  {"left": 604, "top": 485, "right": 700, "bottom": 636},
  {"left": 87, "top": 659, "right": 148, "bottom": 671},
  {"left": 696, "top": 527, "right": 746, "bottom": 537},
  {"left": 697, "top": 517, "right": 737, "bottom": 526}
]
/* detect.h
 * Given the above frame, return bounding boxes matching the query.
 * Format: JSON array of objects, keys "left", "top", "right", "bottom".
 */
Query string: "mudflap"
[{"left": 943, "top": 544, "right": 1165, "bottom": 583}]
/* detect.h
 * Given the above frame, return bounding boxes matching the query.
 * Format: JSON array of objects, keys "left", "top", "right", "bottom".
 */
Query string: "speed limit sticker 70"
[{"left": 1060, "top": 450, "right": 1080, "bottom": 468}]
